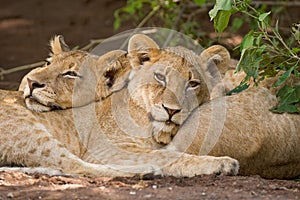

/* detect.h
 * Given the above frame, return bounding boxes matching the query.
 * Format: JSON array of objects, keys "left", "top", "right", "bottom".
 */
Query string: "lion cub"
[
  {"left": 111, "top": 34, "right": 300, "bottom": 179},
  {"left": 0, "top": 35, "right": 239, "bottom": 178},
  {"left": 126, "top": 34, "right": 232, "bottom": 144}
]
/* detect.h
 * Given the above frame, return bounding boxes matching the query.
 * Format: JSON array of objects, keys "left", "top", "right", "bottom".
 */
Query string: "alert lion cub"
[
  {"left": 0, "top": 35, "right": 239, "bottom": 177},
  {"left": 107, "top": 34, "right": 300, "bottom": 179},
  {"left": 126, "top": 34, "right": 231, "bottom": 144}
]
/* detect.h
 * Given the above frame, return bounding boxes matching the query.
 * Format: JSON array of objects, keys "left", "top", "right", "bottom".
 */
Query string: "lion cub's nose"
[
  {"left": 162, "top": 104, "right": 181, "bottom": 118},
  {"left": 27, "top": 78, "right": 45, "bottom": 93}
]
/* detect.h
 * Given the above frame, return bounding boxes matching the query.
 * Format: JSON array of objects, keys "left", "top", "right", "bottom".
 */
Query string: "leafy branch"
[{"left": 210, "top": 0, "right": 300, "bottom": 113}]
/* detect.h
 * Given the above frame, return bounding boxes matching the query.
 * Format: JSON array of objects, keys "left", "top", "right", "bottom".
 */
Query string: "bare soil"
[
  {"left": 1, "top": 171, "right": 300, "bottom": 200},
  {"left": 0, "top": 0, "right": 300, "bottom": 199}
]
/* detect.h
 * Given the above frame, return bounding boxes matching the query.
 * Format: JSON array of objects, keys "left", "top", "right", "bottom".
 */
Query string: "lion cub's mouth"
[
  {"left": 149, "top": 113, "right": 180, "bottom": 126},
  {"left": 151, "top": 121, "right": 180, "bottom": 145},
  {"left": 165, "top": 119, "right": 176, "bottom": 126},
  {"left": 25, "top": 95, "right": 62, "bottom": 111}
]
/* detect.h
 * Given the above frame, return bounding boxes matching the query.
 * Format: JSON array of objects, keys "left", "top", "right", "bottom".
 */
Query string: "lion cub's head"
[
  {"left": 126, "top": 34, "right": 230, "bottom": 144},
  {"left": 20, "top": 35, "right": 130, "bottom": 112}
]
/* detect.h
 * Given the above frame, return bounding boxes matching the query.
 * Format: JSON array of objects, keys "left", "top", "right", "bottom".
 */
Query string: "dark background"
[{"left": 0, "top": 0, "right": 133, "bottom": 89}]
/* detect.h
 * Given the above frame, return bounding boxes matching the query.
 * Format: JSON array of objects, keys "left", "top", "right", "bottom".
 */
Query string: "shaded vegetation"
[{"left": 115, "top": 0, "right": 300, "bottom": 113}]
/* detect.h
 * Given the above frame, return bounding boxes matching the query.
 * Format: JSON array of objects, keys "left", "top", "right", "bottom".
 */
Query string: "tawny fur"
[
  {"left": 5, "top": 34, "right": 299, "bottom": 179},
  {"left": 0, "top": 35, "right": 239, "bottom": 177},
  {"left": 122, "top": 35, "right": 300, "bottom": 179},
  {"left": 165, "top": 86, "right": 300, "bottom": 179}
]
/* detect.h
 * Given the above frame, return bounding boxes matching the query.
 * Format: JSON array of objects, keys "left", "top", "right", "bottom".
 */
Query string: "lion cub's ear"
[
  {"left": 50, "top": 35, "right": 70, "bottom": 54},
  {"left": 199, "top": 45, "right": 231, "bottom": 77},
  {"left": 199, "top": 45, "right": 231, "bottom": 95},
  {"left": 127, "top": 34, "right": 159, "bottom": 68},
  {"left": 98, "top": 50, "right": 130, "bottom": 98}
]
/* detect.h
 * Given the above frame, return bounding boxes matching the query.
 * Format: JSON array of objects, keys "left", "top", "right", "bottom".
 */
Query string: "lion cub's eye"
[
  {"left": 62, "top": 71, "right": 81, "bottom": 79},
  {"left": 187, "top": 80, "right": 200, "bottom": 90},
  {"left": 154, "top": 72, "right": 166, "bottom": 85},
  {"left": 44, "top": 59, "right": 51, "bottom": 66}
]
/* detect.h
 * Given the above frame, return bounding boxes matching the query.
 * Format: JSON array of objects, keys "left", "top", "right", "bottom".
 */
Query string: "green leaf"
[
  {"left": 214, "top": 10, "right": 232, "bottom": 33},
  {"left": 272, "top": 85, "right": 300, "bottom": 113},
  {"left": 280, "top": 89, "right": 298, "bottom": 105},
  {"left": 292, "top": 48, "right": 300, "bottom": 54},
  {"left": 113, "top": 10, "right": 121, "bottom": 30},
  {"left": 274, "top": 67, "right": 295, "bottom": 87},
  {"left": 237, "top": 48, "right": 262, "bottom": 79},
  {"left": 271, "top": 104, "right": 299, "bottom": 113},
  {"left": 226, "top": 83, "right": 249, "bottom": 95},
  {"left": 258, "top": 11, "right": 271, "bottom": 22},
  {"left": 209, "top": 0, "right": 232, "bottom": 20},
  {"left": 240, "top": 32, "right": 254, "bottom": 51},
  {"left": 231, "top": 18, "right": 243, "bottom": 31}
]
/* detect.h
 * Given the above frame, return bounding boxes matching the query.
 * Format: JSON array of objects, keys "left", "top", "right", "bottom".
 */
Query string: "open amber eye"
[
  {"left": 154, "top": 72, "right": 166, "bottom": 85},
  {"left": 187, "top": 80, "right": 200, "bottom": 89}
]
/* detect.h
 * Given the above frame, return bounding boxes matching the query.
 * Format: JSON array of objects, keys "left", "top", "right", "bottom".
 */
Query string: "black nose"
[
  {"left": 27, "top": 78, "right": 45, "bottom": 93},
  {"left": 162, "top": 104, "right": 181, "bottom": 118}
]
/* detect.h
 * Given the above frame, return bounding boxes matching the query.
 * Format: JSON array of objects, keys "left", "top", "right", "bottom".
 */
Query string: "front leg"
[
  {"left": 0, "top": 122, "right": 159, "bottom": 177},
  {"left": 97, "top": 148, "right": 239, "bottom": 177},
  {"left": 164, "top": 154, "right": 239, "bottom": 177}
]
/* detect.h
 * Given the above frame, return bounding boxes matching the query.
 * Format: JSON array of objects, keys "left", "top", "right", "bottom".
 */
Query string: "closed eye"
[
  {"left": 62, "top": 71, "right": 81, "bottom": 78},
  {"left": 44, "top": 59, "right": 51, "bottom": 66}
]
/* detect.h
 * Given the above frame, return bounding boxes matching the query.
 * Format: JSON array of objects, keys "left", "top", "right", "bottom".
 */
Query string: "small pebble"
[
  {"left": 7, "top": 192, "right": 14, "bottom": 198},
  {"left": 143, "top": 194, "right": 152, "bottom": 198},
  {"left": 130, "top": 191, "right": 136, "bottom": 195},
  {"left": 152, "top": 184, "right": 157, "bottom": 189}
]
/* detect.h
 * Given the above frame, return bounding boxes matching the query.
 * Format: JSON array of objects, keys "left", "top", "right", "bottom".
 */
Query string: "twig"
[
  {"left": 118, "top": 5, "right": 161, "bottom": 50},
  {"left": 251, "top": 1, "right": 300, "bottom": 7},
  {"left": 187, "top": 1, "right": 300, "bottom": 9},
  {"left": 81, "top": 39, "right": 105, "bottom": 51},
  {"left": 0, "top": 61, "right": 45, "bottom": 76},
  {"left": 0, "top": 27, "right": 160, "bottom": 79},
  {"left": 136, "top": 5, "right": 160, "bottom": 29}
]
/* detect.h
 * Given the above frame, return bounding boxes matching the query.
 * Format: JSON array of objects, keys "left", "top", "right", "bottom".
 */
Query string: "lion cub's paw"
[
  {"left": 210, "top": 156, "right": 239, "bottom": 176},
  {"left": 152, "top": 131, "right": 172, "bottom": 145},
  {"left": 165, "top": 155, "right": 239, "bottom": 177}
]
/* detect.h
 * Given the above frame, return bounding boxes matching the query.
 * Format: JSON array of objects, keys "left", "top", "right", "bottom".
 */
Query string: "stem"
[
  {"left": 136, "top": 5, "right": 160, "bottom": 28},
  {"left": 0, "top": 61, "right": 45, "bottom": 76},
  {"left": 272, "top": 28, "right": 297, "bottom": 58}
]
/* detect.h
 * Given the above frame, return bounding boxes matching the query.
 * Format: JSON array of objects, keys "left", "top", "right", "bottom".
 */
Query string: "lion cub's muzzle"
[
  {"left": 149, "top": 103, "right": 183, "bottom": 126},
  {"left": 162, "top": 104, "right": 181, "bottom": 125},
  {"left": 27, "top": 78, "right": 45, "bottom": 95},
  {"left": 24, "top": 78, "right": 62, "bottom": 111}
]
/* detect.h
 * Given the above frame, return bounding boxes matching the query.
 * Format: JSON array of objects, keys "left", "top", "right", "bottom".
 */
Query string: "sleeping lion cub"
[
  {"left": 18, "top": 34, "right": 300, "bottom": 179},
  {"left": 16, "top": 35, "right": 300, "bottom": 178},
  {"left": 0, "top": 35, "right": 238, "bottom": 177}
]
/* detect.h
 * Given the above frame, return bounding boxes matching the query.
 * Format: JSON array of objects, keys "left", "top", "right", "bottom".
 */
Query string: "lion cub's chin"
[
  {"left": 151, "top": 121, "right": 179, "bottom": 145},
  {"left": 25, "top": 98, "right": 52, "bottom": 112}
]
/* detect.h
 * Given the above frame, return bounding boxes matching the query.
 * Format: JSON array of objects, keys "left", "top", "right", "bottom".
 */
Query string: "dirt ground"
[
  {"left": 0, "top": 171, "right": 300, "bottom": 200},
  {"left": 0, "top": 0, "right": 300, "bottom": 199}
]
